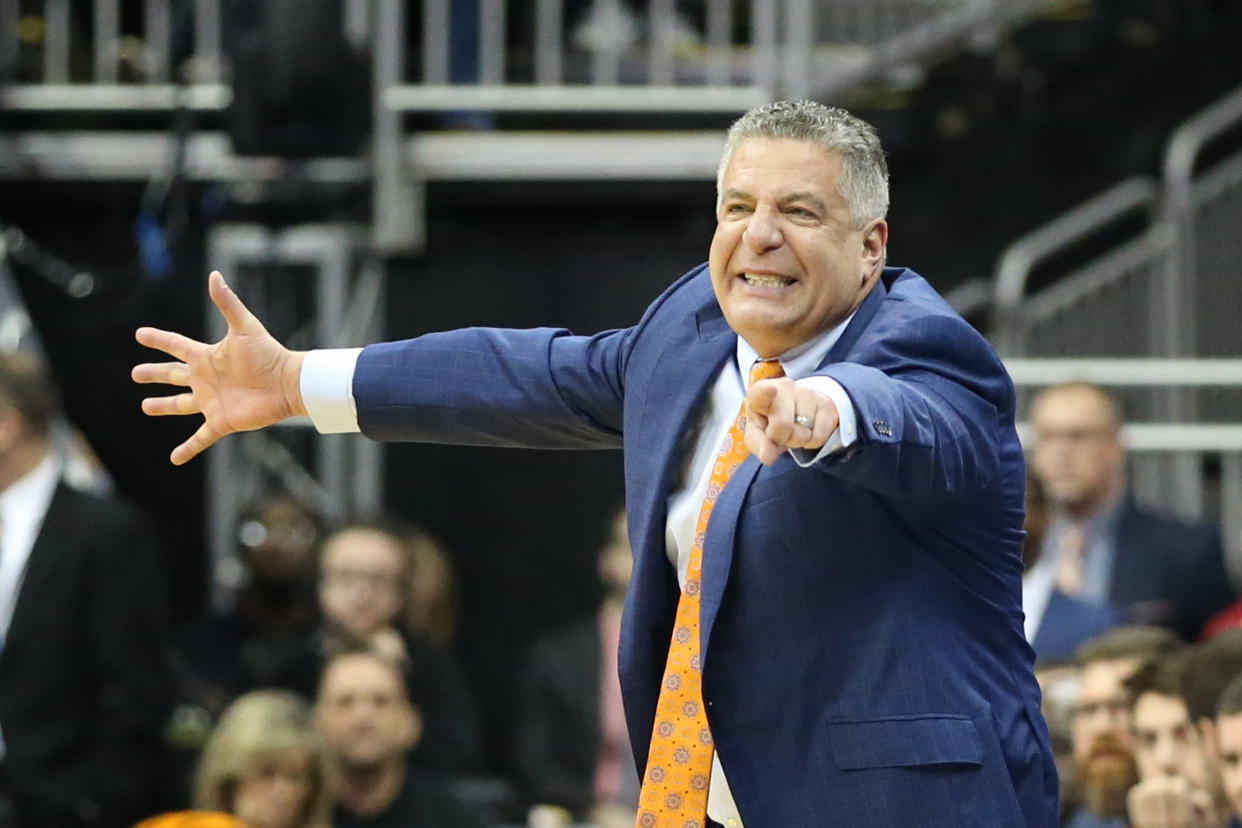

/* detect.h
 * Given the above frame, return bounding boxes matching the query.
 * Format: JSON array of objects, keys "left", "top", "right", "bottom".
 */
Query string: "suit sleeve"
[
  {"left": 85, "top": 500, "right": 172, "bottom": 825},
  {"left": 807, "top": 311, "right": 1015, "bottom": 504},
  {"left": 353, "top": 326, "right": 634, "bottom": 449}
]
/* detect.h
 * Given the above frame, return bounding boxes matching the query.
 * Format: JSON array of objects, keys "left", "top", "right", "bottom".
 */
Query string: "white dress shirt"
[
  {"left": 0, "top": 451, "right": 64, "bottom": 758},
  {"left": 299, "top": 321, "right": 860, "bottom": 827}
]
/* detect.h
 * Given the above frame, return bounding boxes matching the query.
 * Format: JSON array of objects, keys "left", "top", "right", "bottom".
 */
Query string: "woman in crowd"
[{"left": 194, "top": 690, "right": 334, "bottom": 828}]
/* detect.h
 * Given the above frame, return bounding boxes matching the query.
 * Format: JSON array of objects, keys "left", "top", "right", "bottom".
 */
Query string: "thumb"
[
  {"left": 746, "top": 381, "right": 779, "bottom": 418},
  {"left": 208, "top": 271, "right": 263, "bottom": 335}
]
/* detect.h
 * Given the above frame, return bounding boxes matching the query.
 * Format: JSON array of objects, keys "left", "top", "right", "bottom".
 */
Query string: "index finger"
[{"left": 135, "top": 326, "right": 200, "bottom": 362}]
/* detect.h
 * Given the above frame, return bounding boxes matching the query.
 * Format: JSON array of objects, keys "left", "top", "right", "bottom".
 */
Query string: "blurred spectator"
[
  {"left": 1125, "top": 652, "right": 1230, "bottom": 828},
  {"left": 1027, "top": 382, "right": 1234, "bottom": 639},
  {"left": 277, "top": 521, "right": 483, "bottom": 774},
  {"left": 1024, "top": 471, "right": 1123, "bottom": 663},
  {"left": 0, "top": 354, "right": 170, "bottom": 827},
  {"left": 1065, "top": 626, "right": 1182, "bottom": 828},
  {"left": 514, "top": 509, "right": 638, "bottom": 828},
  {"left": 314, "top": 648, "right": 483, "bottom": 828},
  {"left": 174, "top": 493, "right": 322, "bottom": 715},
  {"left": 193, "top": 690, "right": 333, "bottom": 828},
  {"left": 1213, "top": 673, "right": 1242, "bottom": 824}
]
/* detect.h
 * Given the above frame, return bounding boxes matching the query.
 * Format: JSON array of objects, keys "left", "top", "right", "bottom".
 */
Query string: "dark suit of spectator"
[
  {"left": 1110, "top": 498, "right": 1233, "bottom": 640},
  {"left": 0, "top": 355, "right": 170, "bottom": 827}
]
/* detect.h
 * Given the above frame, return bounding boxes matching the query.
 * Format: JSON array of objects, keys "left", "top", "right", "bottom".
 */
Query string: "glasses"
[
  {"left": 1071, "top": 698, "right": 1131, "bottom": 721},
  {"left": 322, "top": 567, "right": 402, "bottom": 593}
]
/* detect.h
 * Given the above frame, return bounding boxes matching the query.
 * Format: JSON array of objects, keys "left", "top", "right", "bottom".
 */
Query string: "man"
[
  {"left": 1026, "top": 382, "right": 1233, "bottom": 640},
  {"left": 277, "top": 521, "right": 482, "bottom": 774},
  {"left": 1065, "top": 626, "right": 1182, "bottom": 828},
  {"left": 1213, "top": 673, "right": 1242, "bottom": 824},
  {"left": 1126, "top": 652, "right": 1231, "bottom": 828},
  {"left": 314, "top": 648, "right": 482, "bottom": 828},
  {"left": 0, "top": 354, "right": 170, "bottom": 826},
  {"left": 134, "top": 101, "right": 1057, "bottom": 826},
  {"left": 514, "top": 509, "right": 639, "bottom": 828}
]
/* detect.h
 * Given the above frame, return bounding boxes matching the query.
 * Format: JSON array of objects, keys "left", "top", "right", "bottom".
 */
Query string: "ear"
[
  {"left": 860, "top": 219, "right": 888, "bottom": 282},
  {"left": 400, "top": 703, "right": 424, "bottom": 751}
]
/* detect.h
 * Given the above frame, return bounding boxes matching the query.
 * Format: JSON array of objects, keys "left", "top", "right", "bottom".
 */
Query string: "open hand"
[
  {"left": 132, "top": 271, "right": 306, "bottom": 465},
  {"left": 744, "top": 377, "right": 838, "bottom": 465}
]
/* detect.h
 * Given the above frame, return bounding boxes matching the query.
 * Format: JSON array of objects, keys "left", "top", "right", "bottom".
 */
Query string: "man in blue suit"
[{"left": 134, "top": 101, "right": 1058, "bottom": 827}]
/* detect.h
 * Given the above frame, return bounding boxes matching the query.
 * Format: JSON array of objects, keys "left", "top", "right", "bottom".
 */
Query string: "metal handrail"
[
  {"left": 992, "top": 176, "right": 1158, "bottom": 314},
  {"left": 1003, "top": 358, "right": 1242, "bottom": 386},
  {"left": 990, "top": 176, "right": 1159, "bottom": 353}
]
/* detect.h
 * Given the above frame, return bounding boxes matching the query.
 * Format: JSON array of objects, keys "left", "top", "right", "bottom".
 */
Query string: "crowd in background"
[{"left": 1, "top": 351, "right": 1241, "bottom": 828}]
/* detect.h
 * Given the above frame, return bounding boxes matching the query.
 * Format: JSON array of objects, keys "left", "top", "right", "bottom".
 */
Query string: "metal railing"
[
  {"left": 991, "top": 83, "right": 1242, "bottom": 523},
  {"left": 1, "top": 0, "right": 1052, "bottom": 110}
]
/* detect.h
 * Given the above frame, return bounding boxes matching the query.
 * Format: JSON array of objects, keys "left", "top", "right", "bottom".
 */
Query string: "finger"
[
  {"left": 743, "top": 410, "right": 781, "bottom": 464},
  {"left": 746, "top": 429, "right": 784, "bottom": 465},
  {"left": 132, "top": 361, "right": 190, "bottom": 386},
  {"left": 745, "top": 380, "right": 780, "bottom": 417},
  {"left": 805, "top": 393, "right": 840, "bottom": 450},
  {"left": 135, "top": 326, "right": 201, "bottom": 362},
  {"left": 141, "top": 393, "right": 199, "bottom": 416},
  {"left": 170, "top": 421, "right": 221, "bottom": 466},
  {"left": 208, "top": 270, "right": 264, "bottom": 335},
  {"left": 763, "top": 383, "right": 796, "bottom": 448}
]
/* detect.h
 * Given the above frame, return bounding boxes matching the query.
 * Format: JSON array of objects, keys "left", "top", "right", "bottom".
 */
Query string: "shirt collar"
[
  {"left": 0, "top": 451, "right": 62, "bottom": 523},
  {"left": 734, "top": 310, "right": 857, "bottom": 384}
]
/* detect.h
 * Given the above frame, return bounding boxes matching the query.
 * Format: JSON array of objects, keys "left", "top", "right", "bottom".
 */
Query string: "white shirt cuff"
[
  {"left": 300, "top": 348, "right": 363, "bottom": 434},
  {"left": 788, "top": 375, "right": 857, "bottom": 467}
]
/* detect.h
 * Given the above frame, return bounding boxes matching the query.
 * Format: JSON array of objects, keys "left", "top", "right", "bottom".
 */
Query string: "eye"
[{"left": 723, "top": 202, "right": 750, "bottom": 215}]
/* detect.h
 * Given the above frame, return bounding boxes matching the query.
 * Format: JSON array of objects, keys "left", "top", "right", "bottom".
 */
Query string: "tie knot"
[{"left": 749, "top": 359, "right": 785, "bottom": 386}]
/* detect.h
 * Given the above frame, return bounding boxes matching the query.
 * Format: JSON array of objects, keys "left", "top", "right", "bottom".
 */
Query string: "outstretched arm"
[{"left": 132, "top": 271, "right": 307, "bottom": 465}]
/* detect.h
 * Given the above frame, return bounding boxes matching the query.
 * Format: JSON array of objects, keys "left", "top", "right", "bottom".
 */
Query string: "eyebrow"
[
  {"left": 779, "top": 192, "right": 829, "bottom": 213},
  {"left": 719, "top": 189, "right": 830, "bottom": 213}
]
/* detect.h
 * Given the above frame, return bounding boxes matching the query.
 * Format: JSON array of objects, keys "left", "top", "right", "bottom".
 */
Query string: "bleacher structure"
[
  {"left": 4, "top": 0, "right": 1238, "bottom": 595},
  {"left": 991, "top": 84, "right": 1242, "bottom": 575}
]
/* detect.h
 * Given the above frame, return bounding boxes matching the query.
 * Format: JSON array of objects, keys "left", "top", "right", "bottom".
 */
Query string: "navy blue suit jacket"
[{"left": 352, "top": 265, "right": 1058, "bottom": 827}]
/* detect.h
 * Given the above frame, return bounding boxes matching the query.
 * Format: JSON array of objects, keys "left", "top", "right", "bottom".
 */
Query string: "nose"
[
  {"left": 742, "top": 204, "right": 783, "bottom": 252},
  {"left": 1153, "top": 736, "right": 1179, "bottom": 774}
]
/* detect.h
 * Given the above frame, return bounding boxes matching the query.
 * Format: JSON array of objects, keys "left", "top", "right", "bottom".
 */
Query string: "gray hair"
[{"left": 717, "top": 100, "right": 890, "bottom": 228}]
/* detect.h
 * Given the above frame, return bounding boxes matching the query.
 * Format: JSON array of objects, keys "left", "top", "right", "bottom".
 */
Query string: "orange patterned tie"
[{"left": 636, "top": 359, "right": 785, "bottom": 828}]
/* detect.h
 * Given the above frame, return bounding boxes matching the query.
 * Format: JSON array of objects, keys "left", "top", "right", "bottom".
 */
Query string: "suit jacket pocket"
[{"left": 826, "top": 714, "right": 983, "bottom": 770}]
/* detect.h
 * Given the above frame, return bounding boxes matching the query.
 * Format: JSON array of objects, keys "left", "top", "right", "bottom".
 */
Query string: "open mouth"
[{"left": 740, "top": 272, "right": 795, "bottom": 288}]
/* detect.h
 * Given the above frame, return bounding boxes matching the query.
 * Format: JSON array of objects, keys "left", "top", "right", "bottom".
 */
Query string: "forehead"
[
  {"left": 1032, "top": 386, "right": 1116, "bottom": 428},
  {"left": 722, "top": 138, "right": 844, "bottom": 197},
  {"left": 1080, "top": 658, "right": 1138, "bottom": 697},
  {"left": 321, "top": 529, "right": 403, "bottom": 569},
  {"left": 321, "top": 654, "right": 403, "bottom": 698},
  {"left": 1134, "top": 692, "right": 1190, "bottom": 729},
  {"left": 1218, "top": 713, "right": 1242, "bottom": 747}
]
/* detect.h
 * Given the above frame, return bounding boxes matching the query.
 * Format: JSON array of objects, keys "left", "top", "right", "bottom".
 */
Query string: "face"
[
  {"left": 1030, "top": 386, "right": 1124, "bottom": 514},
  {"left": 709, "top": 138, "right": 887, "bottom": 358},
  {"left": 315, "top": 653, "right": 419, "bottom": 772},
  {"left": 319, "top": 529, "right": 406, "bottom": 639},
  {"left": 1216, "top": 713, "right": 1242, "bottom": 818},
  {"left": 1133, "top": 692, "right": 1216, "bottom": 792},
  {"left": 232, "top": 754, "right": 314, "bottom": 828},
  {"left": 1072, "top": 658, "right": 1140, "bottom": 764}
]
